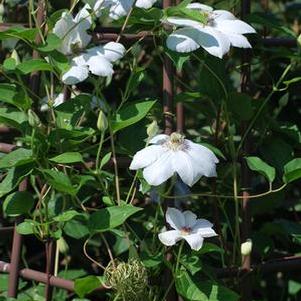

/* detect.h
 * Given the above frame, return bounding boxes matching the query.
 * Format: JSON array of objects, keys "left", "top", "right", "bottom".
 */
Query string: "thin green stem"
[
  {"left": 109, "top": 122, "right": 121, "bottom": 205},
  {"left": 175, "top": 241, "right": 184, "bottom": 274},
  {"left": 95, "top": 132, "right": 105, "bottom": 171},
  {"left": 237, "top": 63, "right": 292, "bottom": 153}
]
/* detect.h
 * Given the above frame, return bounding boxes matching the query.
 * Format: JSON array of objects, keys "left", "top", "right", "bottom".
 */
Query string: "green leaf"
[
  {"left": 3, "top": 191, "right": 35, "bottom": 216},
  {"left": 17, "top": 59, "right": 53, "bottom": 74},
  {"left": 3, "top": 58, "right": 17, "bottom": 71},
  {"left": 42, "top": 169, "right": 77, "bottom": 195},
  {"left": 64, "top": 215, "right": 90, "bottom": 239},
  {"left": 53, "top": 210, "right": 82, "bottom": 222},
  {"left": 165, "top": 47, "right": 190, "bottom": 71},
  {"left": 0, "top": 84, "right": 32, "bottom": 110},
  {"left": 17, "top": 220, "right": 37, "bottom": 235},
  {"left": 176, "top": 271, "right": 239, "bottom": 301},
  {"left": 100, "top": 152, "right": 111, "bottom": 169},
  {"left": 0, "top": 108, "right": 28, "bottom": 130},
  {"left": 283, "top": 158, "right": 301, "bottom": 183},
  {"left": 89, "top": 205, "right": 143, "bottom": 232},
  {"left": 0, "top": 148, "right": 33, "bottom": 169},
  {"left": 36, "top": 33, "right": 61, "bottom": 52},
  {"left": 74, "top": 276, "right": 103, "bottom": 298},
  {"left": 245, "top": 156, "right": 276, "bottom": 183},
  {"left": 50, "top": 152, "right": 83, "bottom": 164},
  {"left": 164, "top": 6, "right": 207, "bottom": 23},
  {"left": 0, "top": 27, "right": 38, "bottom": 41},
  {"left": 112, "top": 100, "right": 156, "bottom": 132},
  {"left": 0, "top": 164, "right": 33, "bottom": 198}
]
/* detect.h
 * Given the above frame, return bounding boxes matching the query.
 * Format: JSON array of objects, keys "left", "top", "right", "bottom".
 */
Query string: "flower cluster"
[
  {"left": 53, "top": 5, "right": 126, "bottom": 85},
  {"left": 166, "top": 3, "right": 256, "bottom": 58}
]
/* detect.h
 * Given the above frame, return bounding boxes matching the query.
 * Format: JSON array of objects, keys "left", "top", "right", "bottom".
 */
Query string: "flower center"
[
  {"left": 164, "top": 132, "right": 187, "bottom": 151},
  {"left": 180, "top": 226, "right": 192, "bottom": 235}
]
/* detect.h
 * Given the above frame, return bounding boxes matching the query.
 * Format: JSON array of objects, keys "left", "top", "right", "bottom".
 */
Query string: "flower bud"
[
  {"left": 146, "top": 120, "right": 159, "bottom": 138},
  {"left": 28, "top": 109, "right": 42, "bottom": 128},
  {"left": 97, "top": 110, "right": 108, "bottom": 132},
  {"left": 241, "top": 239, "right": 252, "bottom": 256},
  {"left": 11, "top": 50, "right": 20, "bottom": 65},
  {"left": 57, "top": 237, "right": 69, "bottom": 254}
]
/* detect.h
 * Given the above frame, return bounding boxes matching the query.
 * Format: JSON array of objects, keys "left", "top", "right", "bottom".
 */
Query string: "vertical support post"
[
  {"left": 7, "top": 179, "right": 27, "bottom": 298},
  {"left": 240, "top": 1, "right": 252, "bottom": 301},
  {"left": 176, "top": 73, "right": 184, "bottom": 133},
  {"left": 29, "top": 0, "right": 46, "bottom": 97},
  {"left": 163, "top": 0, "right": 174, "bottom": 135},
  {"left": 162, "top": 1, "right": 176, "bottom": 300},
  {"left": 45, "top": 240, "right": 56, "bottom": 301}
]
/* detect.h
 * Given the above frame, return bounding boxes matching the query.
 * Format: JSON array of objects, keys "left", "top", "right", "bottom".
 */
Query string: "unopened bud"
[
  {"left": 11, "top": 50, "right": 20, "bottom": 65},
  {"left": 146, "top": 120, "right": 159, "bottom": 138},
  {"left": 97, "top": 110, "right": 108, "bottom": 132},
  {"left": 28, "top": 109, "right": 42, "bottom": 128},
  {"left": 241, "top": 239, "right": 252, "bottom": 256},
  {"left": 57, "top": 237, "right": 69, "bottom": 254}
]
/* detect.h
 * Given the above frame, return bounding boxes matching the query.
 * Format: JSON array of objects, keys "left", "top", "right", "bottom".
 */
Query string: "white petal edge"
[
  {"left": 149, "top": 134, "right": 169, "bottom": 144},
  {"left": 129, "top": 145, "right": 166, "bottom": 170},
  {"left": 167, "top": 28, "right": 201, "bottom": 53},
  {"left": 142, "top": 151, "right": 175, "bottom": 186},
  {"left": 183, "top": 233, "right": 204, "bottom": 251},
  {"left": 166, "top": 207, "right": 185, "bottom": 230},
  {"left": 62, "top": 65, "right": 89, "bottom": 85},
  {"left": 172, "top": 150, "right": 195, "bottom": 186},
  {"left": 158, "top": 230, "right": 182, "bottom": 246}
]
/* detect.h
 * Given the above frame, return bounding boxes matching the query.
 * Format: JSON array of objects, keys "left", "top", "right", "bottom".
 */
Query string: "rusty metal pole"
[
  {"left": 162, "top": 0, "right": 176, "bottom": 300},
  {"left": 163, "top": 0, "right": 174, "bottom": 135},
  {"left": 240, "top": 1, "right": 252, "bottom": 301},
  {"left": 29, "top": 0, "right": 46, "bottom": 97},
  {"left": 7, "top": 179, "right": 27, "bottom": 298},
  {"left": 45, "top": 240, "right": 56, "bottom": 301}
]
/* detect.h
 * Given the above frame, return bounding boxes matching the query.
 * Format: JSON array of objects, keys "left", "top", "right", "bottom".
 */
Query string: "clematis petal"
[
  {"left": 109, "top": 0, "right": 133, "bottom": 19},
  {"left": 62, "top": 63, "right": 89, "bottom": 85},
  {"left": 183, "top": 233, "right": 204, "bottom": 251},
  {"left": 166, "top": 207, "right": 185, "bottom": 230},
  {"left": 167, "top": 28, "right": 202, "bottom": 53},
  {"left": 136, "top": 0, "right": 156, "bottom": 9},
  {"left": 183, "top": 210, "right": 197, "bottom": 228},
  {"left": 172, "top": 151, "right": 195, "bottom": 186},
  {"left": 85, "top": 54, "right": 114, "bottom": 77},
  {"left": 193, "top": 218, "right": 217, "bottom": 237},
  {"left": 103, "top": 42, "right": 126, "bottom": 62},
  {"left": 53, "top": 12, "right": 75, "bottom": 55},
  {"left": 166, "top": 17, "right": 201, "bottom": 28},
  {"left": 186, "top": 141, "right": 218, "bottom": 179},
  {"left": 187, "top": 3, "right": 213, "bottom": 12},
  {"left": 75, "top": 5, "right": 92, "bottom": 29},
  {"left": 213, "top": 10, "right": 236, "bottom": 21},
  {"left": 226, "top": 33, "right": 252, "bottom": 48},
  {"left": 196, "top": 227, "right": 217, "bottom": 238},
  {"left": 149, "top": 134, "right": 169, "bottom": 144},
  {"left": 158, "top": 230, "right": 182, "bottom": 246},
  {"left": 216, "top": 19, "right": 256, "bottom": 34},
  {"left": 129, "top": 145, "right": 166, "bottom": 170},
  {"left": 143, "top": 151, "right": 175, "bottom": 186},
  {"left": 197, "top": 26, "right": 230, "bottom": 58}
]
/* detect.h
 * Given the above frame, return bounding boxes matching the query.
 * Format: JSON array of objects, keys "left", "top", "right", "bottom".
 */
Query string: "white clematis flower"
[
  {"left": 107, "top": 0, "right": 157, "bottom": 20},
  {"left": 53, "top": 6, "right": 92, "bottom": 55},
  {"left": 158, "top": 207, "right": 217, "bottom": 251},
  {"left": 166, "top": 2, "right": 256, "bottom": 58},
  {"left": 129, "top": 132, "right": 219, "bottom": 187},
  {"left": 62, "top": 42, "right": 126, "bottom": 85}
]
